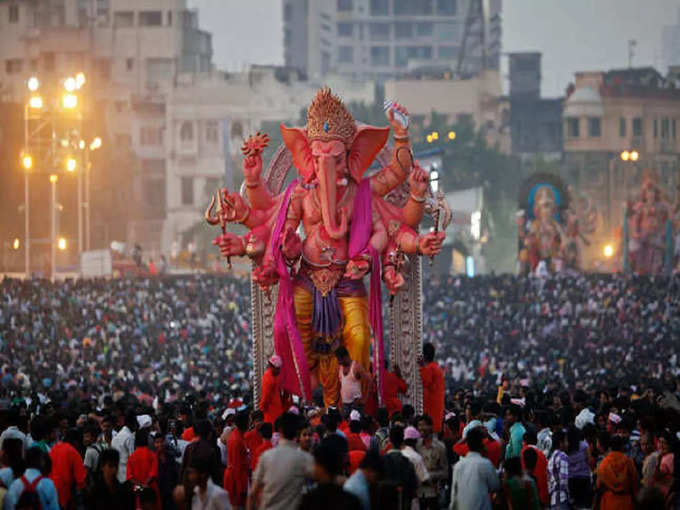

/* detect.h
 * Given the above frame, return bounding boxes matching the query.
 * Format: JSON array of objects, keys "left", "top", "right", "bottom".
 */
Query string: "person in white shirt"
[
  {"left": 401, "top": 426, "right": 430, "bottom": 486},
  {"left": 449, "top": 427, "right": 499, "bottom": 510},
  {"left": 0, "top": 410, "right": 31, "bottom": 454},
  {"left": 110, "top": 413, "right": 136, "bottom": 483},
  {"left": 188, "top": 452, "right": 231, "bottom": 510}
]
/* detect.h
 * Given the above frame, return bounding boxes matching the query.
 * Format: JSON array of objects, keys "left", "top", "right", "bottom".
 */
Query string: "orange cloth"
[
  {"left": 349, "top": 450, "right": 366, "bottom": 475},
  {"left": 420, "top": 362, "right": 445, "bottom": 433},
  {"left": 251, "top": 439, "right": 273, "bottom": 472},
  {"left": 244, "top": 428, "right": 263, "bottom": 458},
  {"left": 260, "top": 368, "right": 285, "bottom": 425},
  {"left": 126, "top": 446, "right": 160, "bottom": 509},
  {"left": 596, "top": 451, "right": 638, "bottom": 510},
  {"left": 223, "top": 428, "right": 249, "bottom": 507},
  {"left": 383, "top": 370, "right": 408, "bottom": 417},
  {"left": 521, "top": 445, "right": 549, "bottom": 506},
  {"left": 49, "top": 441, "right": 87, "bottom": 508},
  {"left": 181, "top": 426, "right": 196, "bottom": 442},
  {"left": 346, "top": 433, "right": 368, "bottom": 452}
]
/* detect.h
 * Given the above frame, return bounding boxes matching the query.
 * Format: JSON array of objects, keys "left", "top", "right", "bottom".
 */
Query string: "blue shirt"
[
  {"left": 344, "top": 469, "right": 370, "bottom": 510},
  {"left": 505, "top": 422, "right": 526, "bottom": 459},
  {"left": 5, "top": 468, "right": 59, "bottom": 510}
]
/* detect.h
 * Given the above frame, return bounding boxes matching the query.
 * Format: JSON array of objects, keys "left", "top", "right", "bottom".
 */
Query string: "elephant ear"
[
  {"left": 347, "top": 125, "right": 390, "bottom": 183},
  {"left": 280, "top": 124, "right": 314, "bottom": 183}
]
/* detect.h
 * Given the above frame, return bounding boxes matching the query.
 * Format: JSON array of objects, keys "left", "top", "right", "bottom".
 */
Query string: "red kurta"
[
  {"left": 383, "top": 370, "right": 408, "bottom": 417},
  {"left": 244, "top": 428, "right": 263, "bottom": 459},
  {"left": 420, "top": 361, "right": 445, "bottom": 433},
  {"left": 453, "top": 438, "right": 502, "bottom": 468},
  {"left": 223, "top": 428, "right": 249, "bottom": 507},
  {"left": 260, "top": 368, "right": 284, "bottom": 425},
  {"left": 250, "top": 439, "right": 273, "bottom": 472},
  {"left": 126, "top": 446, "right": 160, "bottom": 509},
  {"left": 521, "top": 445, "right": 549, "bottom": 506},
  {"left": 346, "top": 433, "right": 368, "bottom": 452},
  {"left": 49, "top": 441, "right": 87, "bottom": 508}
]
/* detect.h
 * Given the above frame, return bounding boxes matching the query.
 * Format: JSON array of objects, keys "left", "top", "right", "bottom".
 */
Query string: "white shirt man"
[
  {"left": 110, "top": 425, "right": 134, "bottom": 483},
  {"left": 192, "top": 478, "right": 231, "bottom": 510},
  {"left": 449, "top": 429, "right": 499, "bottom": 510}
]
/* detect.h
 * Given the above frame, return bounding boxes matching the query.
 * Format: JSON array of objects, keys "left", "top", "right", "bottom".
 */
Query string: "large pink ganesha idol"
[{"left": 212, "top": 88, "right": 445, "bottom": 406}]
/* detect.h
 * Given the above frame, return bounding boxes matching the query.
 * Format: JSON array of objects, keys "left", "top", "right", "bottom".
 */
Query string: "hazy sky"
[{"left": 190, "top": 0, "right": 679, "bottom": 97}]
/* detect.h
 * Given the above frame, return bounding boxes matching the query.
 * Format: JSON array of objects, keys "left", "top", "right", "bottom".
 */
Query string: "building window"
[
  {"left": 9, "top": 5, "right": 19, "bottom": 23},
  {"left": 395, "top": 46, "right": 432, "bottom": 67},
  {"left": 140, "top": 126, "right": 162, "bottom": 146},
  {"left": 337, "top": 0, "right": 353, "bottom": 12},
  {"left": 180, "top": 121, "right": 194, "bottom": 142},
  {"left": 632, "top": 117, "right": 642, "bottom": 136},
  {"left": 139, "top": 10, "right": 162, "bottom": 26},
  {"left": 654, "top": 119, "right": 658, "bottom": 138},
  {"left": 588, "top": 117, "right": 601, "bottom": 137},
  {"left": 370, "top": 0, "right": 389, "bottom": 15},
  {"left": 395, "top": 22, "right": 413, "bottom": 39},
  {"left": 394, "top": 0, "right": 433, "bottom": 15},
  {"left": 438, "top": 46, "right": 457, "bottom": 59},
  {"left": 126, "top": 58, "right": 134, "bottom": 71},
  {"left": 437, "top": 0, "right": 457, "bottom": 15},
  {"left": 205, "top": 121, "right": 219, "bottom": 144},
  {"left": 113, "top": 11, "right": 134, "bottom": 27},
  {"left": 5, "top": 59, "right": 23, "bottom": 75},
  {"left": 338, "top": 46, "right": 354, "bottom": 63},
  {"left": 566, "top": 117, "right": 580, "bottom": 138},
  {"left": 167, "top": 11, "right": 172, "bottom": 25},
  {"left": 435, "top": 22, "right": 459, "bottom": 41},
  {"left": 661, "top": 117, "right": 670, "bottom": 139},
  {"left": 673, "top": 119, "right": 677, "bottom": 139},
  {"left": 96, "top": 58, "right": 111, "bottom": 79},
  {"left": 181, "top": 177, "right": 194, "bottom": 205},
  {"left": 416, "top": 22, "right": 433, "bottom": 36},
  {"left": 619, "top": 117, "right": 626, "bottom": 137},
  {"left": 370, "top": 46, "right": 390, "bottom": 66},
  {"left": 369, "top": 22, "right": 390, "bottom": 41},
  {"left": 337, "top": 22, "right": 353, "bottom": 37}
]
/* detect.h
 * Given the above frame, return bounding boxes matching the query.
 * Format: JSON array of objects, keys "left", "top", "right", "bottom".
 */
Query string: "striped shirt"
[{"left": 548, "top": 449, "right": 569, "bottom": 508}]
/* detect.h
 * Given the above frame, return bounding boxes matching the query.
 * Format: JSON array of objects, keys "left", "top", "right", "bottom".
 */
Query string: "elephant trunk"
[{"left": 318, "top": 156, "right": 348, "bottom": 240}]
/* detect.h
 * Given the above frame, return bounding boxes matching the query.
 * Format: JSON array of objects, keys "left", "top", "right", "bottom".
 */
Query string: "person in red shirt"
[
  {"left": 346, "top": 411, "right": 368, "bottom": 452},
  {"left": 250, "top": 423, "right": 273, "bottom": 472},
  {"left": 260, "top": 355, "right": 285, "bottom": 425},
  {"left": 223, "top": 411, "right": 249, "bottom": 508},
  {"left": 419, "top": 343, "right": 445, "bottom": 433},
  {"left": 383, "top": 362, "right": 408, "bottom": 418},
  {"left": 521, "top": 431, "right": 549, "bottom": 507},
  {"left": 126, "top": 428, "right": 160, "bottom": 509},
  {"left": 452, "top": 426, "right": 502, "bottom": 468},
  {"left": 49, "top": 429, "right": 87, "bottom": 509},
  {"left": 243, "top": 410, "right": 264, "bottom": 460}
]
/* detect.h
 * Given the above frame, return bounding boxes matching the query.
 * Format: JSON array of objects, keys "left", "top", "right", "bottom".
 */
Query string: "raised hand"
[
  {"left": 241, "top": 132, "right": 270, "bottom": 183},
  {"left": 386, "top": 102, "right": 409, "bottom": 138},
  {"left": 408, "top": 163, "right": 429, "bottom": 198},
  {"left": 212, "top": 232, "right": 245, "bottom": 258},
  {"left": 417, "top": 231, "right": 445, "bottom": 257}
]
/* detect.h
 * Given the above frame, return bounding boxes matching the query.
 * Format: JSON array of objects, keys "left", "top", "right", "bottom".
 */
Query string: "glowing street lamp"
[
  {"left": 90, "top": 137, "right": 102, "bottom": 150},
  {"left": 21, "top": 154, "right": 33, "bottom": 170},
  {"left": 57, "top": 237, "right": 67, "bottom": 251},
  {"left": 448, "top": 131, "right": 456, "bottom": 140},
  {"left": 620, "top": 150, "right": 630, "bottom": 161},
  {"left": 66, "top": 157, "right": 77, "bottom": 172},
  {"left": 12, "top": 238, "right": 20, "bottom": 250},
  {"left": 431, "top": 131, "right": 439, "bottom": 141},
  {"left": 75, "top": 72, "right": 86, "bottom": 89},
  {"left": 28, "top": 95, "right": 43, "bottom": 109},
  {"left": 64, "top": 77, "right": 77, "bottom": 92},
  {"left": 27, "top": 76, "right": 39, "bottom": 91},
  {"left": 79, "top": 140, "right": 85, "bottom": 150},
  {"left": 49, "top": 174, "right": 58, "bottom": 184},
  {"left": 62, "top": 93, "right": 78, "bottom": 109},
  {"left": 630, "top": 150, "right": 639, "bottom": 162},
  {"left": 603, "top": 244, "right": 614, "bottom": 258},
  {"left": 426, "top": 134, "right": 433, "bottom": 144}
]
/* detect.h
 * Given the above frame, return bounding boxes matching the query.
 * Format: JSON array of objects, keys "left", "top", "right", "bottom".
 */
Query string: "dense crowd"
[{"left": 0, "top": 273, "right": 679, "bottom": 509}]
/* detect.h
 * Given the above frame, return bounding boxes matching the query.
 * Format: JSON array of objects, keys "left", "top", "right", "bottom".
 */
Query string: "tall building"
[
  {"left": 507, "top": 52, "right": 563, "bottom": 159},
  {"left": 283, "top": 0, "right": 502, "bottom": 82},
  {"left": 662, "top": 8, "right": 680, "bottom": 73}
]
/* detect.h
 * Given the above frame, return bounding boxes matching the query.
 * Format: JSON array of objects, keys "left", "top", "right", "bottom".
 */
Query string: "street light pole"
[
  {"left": 85, "top": 149, "right": 91, "bottom": 251},
  {"left": 50, "top": 174, "right": 57, "bottom": 282},
  {"left": 23, "top": 104, "right": 30, "bottom": 278},
  {"left": 77, "top": 164, "right": 83, "bottom": 255}
]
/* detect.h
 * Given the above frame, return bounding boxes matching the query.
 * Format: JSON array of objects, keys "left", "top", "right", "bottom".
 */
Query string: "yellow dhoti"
[{"left": 293, "top": 283, "right": 370, "bottom": 407}]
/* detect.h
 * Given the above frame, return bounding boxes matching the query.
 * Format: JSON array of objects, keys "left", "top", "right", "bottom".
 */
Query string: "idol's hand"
[
  {"left": 417, "top": 232, "right": 445, "bottom": 257},
  {"left": 281, "top": 227, "right": 302, "bottom": 261},
  {"left": 213, "top": 233, "right": 245, "bottom": 258},
  {"left": 387, "top": 102, "right": 409, "bottom": 138},
  {"left": 383, "top": 265, "right": 405, "bottom": 295},
  {"left": 408, "top": 163, "right": 429, "bottom": 198},
  {"left": 344, "top": 257, "right": 370, "bottom": 280}
]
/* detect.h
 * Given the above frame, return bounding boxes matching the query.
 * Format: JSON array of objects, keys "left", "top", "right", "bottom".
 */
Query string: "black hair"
[
  {"left": 194, "top": 419, "right": 213, "bottom": 439},
  {"left": 505, "top": 456, "right": 522, "bottom": 478},
  {"left": 135, "top": 428, "right": 149, "bottom": 449},
  {"left": 467, "top": 401, "right": 482, "bottom": 417},
  {"left": 423, "top": 343, "right": 435, "bottom": 363},
  {"left": 235, "top": 411, "right": 249, "bottom": 432},
  {"left": 389, "top": 425, "right": 404, "bottom": 449},
  {"left": 523, "top": 429, "right": 537, "bottom": 446},
  {"left": 349, "top": 420, "right": 361, "bottom": 434},
  {"left": 416, "top": 414, "right": 433, "bottom": 427},
  {"left": 251, "top": 410, "right": 264, "bottom": 422},
  {"left": 259, "top": 422, "right": 273, "bottom": 440},
  {"left": 360, "top": 448, "right": 384, "bottom": 474},
  {"left": 466, "top": 427, "right": 484, "bottom": 452},
  {"left": 334, "top": 346, "right": 349, "bottom": 360},
  {"left": 610, "top": 434, "right": 626, "bottom": 452},
  {"left": 279, "top": 412, "right": 300, "bottom": 440},
  {"left": 377, "top": 408, "right": 389, "bottom": 428},
  {"left": 313, "top": 439, "right": 344, "bottom": 477},
  {"left": 522, "top": 447, "right": 538, "bottom": 472},
  {"left": 2, "top": 438, "right": 25, "bottom": 478}
]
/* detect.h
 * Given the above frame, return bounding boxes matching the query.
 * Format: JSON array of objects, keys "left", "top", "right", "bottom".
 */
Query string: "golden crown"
[{"left": 306, "top": 87, "right": 356, "bottom": 144}]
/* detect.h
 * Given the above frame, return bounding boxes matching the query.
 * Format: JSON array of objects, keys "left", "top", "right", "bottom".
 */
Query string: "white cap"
[
  {"left": 222, "top": 408, "right": 236, "bottom": 420},
  {"left": 136, "top": 414, "right": 152, "bottom": 429},
  {"left": 349, "top": 410, "right": 361, "bottom": 422}
]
